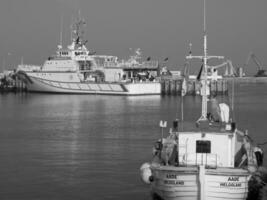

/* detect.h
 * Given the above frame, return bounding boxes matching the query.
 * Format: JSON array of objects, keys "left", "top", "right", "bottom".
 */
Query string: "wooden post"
[
  {"left": 172, "top": 80, "right": 175, "bottom": 95},
  {"left": 174, "top": 80, "right": 178, "bottom": 95},
  {"left": 167, "top": 80, "right": 171, "bottom": 95},
  {"left": 161, "top": 81, "right": 165, "bottom": 95}
]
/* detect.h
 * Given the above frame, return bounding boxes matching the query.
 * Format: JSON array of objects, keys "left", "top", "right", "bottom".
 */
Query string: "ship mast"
[
  {"left": 201, "top": 0, "right": 209, "bottom": 120},
  {"left": 68, "top": 11, "right": 88, "bottom": 51},
  {"left": 186, "top": 0, "right": 224, "bottom": 121},
  {"left": 58, "top": 14, "right": 63, "bottom": 49}
]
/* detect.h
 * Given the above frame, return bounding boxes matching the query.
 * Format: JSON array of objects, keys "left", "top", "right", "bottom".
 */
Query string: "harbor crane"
[
  {"left": 183, "top": 59, "right": 236, "bottom": 80},
  {"left": 245, "top": 52, "right": 267, "bottom": 77},
  {"left": 208, "top": 59, "right": 236, "bottom": 77}
]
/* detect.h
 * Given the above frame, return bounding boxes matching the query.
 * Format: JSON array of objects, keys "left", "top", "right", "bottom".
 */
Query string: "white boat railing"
[{"left": 182, "top": 153, "right": 220, "bottom": 168}]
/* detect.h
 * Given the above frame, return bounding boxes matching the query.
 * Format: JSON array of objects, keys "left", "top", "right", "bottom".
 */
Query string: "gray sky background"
[{"left": 1, "top": 0, "right": 267, "bottom": 75}]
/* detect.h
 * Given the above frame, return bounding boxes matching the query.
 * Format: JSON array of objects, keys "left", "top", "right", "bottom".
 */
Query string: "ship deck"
[{"left": 177, "top": 120, "right": 235, "bottom": 134}]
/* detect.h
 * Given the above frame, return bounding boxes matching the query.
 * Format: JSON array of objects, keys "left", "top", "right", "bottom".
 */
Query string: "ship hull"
[
  {"left": 21, "top": 74, "right": 161, "bottom": 95},
  {"left": 151, "top": 165, "right": 249, "bottom": 200}
]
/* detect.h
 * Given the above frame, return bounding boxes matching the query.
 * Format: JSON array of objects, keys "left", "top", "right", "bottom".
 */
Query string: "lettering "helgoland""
[{"left": 220, "top": 182, "right": 242, "bottom": 187}]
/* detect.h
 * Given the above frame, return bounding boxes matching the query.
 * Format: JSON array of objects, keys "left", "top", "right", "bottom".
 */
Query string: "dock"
[
  {"left": 3, "top": 73, "right": 267, "bottom": 95},
  {"left": 0, "top": 74, "right": 27, "bottom": 93},
  {"left": 0, "top": 75, "right": 228, "bottom": 95},
  {"left": 161, "top": 78, "right": 228, "bottom": 96}
]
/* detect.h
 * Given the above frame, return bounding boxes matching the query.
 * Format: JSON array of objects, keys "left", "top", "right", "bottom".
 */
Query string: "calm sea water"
[{"left": 0, "top": 83, "right": 267, "bottom": 200}]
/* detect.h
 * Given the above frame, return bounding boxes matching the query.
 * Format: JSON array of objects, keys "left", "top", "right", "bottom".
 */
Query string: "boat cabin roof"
[{"left": 176, "top": 120, "right": 235, "bottom": 135}]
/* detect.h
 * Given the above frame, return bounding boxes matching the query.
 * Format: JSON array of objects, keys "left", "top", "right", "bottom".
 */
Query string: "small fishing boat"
[{"left": 140, "top": 1, "right": 263, "bottom": 199}]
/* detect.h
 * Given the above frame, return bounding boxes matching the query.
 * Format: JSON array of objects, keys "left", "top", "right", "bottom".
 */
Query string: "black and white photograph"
[{"left": 0, "top": 0, "right": 267, "bottom": 199}]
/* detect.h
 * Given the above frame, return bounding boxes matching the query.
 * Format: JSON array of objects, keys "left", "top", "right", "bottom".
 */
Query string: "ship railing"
[
  {"left": 142, "top": 60, "right": 159, "bottom": 68},
  {"left": 103, "top": 63, "right": 118, "bottom": 68},
  {"left": 182, "top": 153, "right": 219, "bottom": 168},
  {"left": 116, "top": 78, "right": 159, "bottom": 84},
  {"left": 117, "top": 61, "right": 158, "bottom": 69},
  {"left": 126, "top": 77, "right": 159, "bottom": 83}
]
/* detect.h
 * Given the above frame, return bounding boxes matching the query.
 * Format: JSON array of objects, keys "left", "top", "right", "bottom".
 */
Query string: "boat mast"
[
  {"left": 70, "top": 15, "right": 74, "bottom": 42},
  {"left": 59, "top": 14, "right": 63, "bottom": 49},
  {"left": 186, "top": 0, "right": 224, "bottom": 121},
  {"left": 202, "top": 0, "right": 208, "bottom": 120}
]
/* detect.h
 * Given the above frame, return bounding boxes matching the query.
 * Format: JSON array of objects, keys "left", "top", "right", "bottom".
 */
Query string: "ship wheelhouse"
[
  {"left": 77, "top": 60, "right": 93, "bottom": 72},
  {"left": 155, "top": 120, "right": 257, "bottom": 170},
  {"left": 177, "top": 124, "right": 237, "bottom": 169}
]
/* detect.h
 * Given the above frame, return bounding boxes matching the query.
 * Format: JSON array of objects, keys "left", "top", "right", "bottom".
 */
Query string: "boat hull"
[
  {"left": 150, "top": 165, "right": 249, "bottom": 200},
  {"left": 22, "top": 74, "right": 161, "bottom": 95}
]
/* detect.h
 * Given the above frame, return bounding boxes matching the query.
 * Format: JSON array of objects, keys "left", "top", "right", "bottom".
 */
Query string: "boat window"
[
  {"left": 74, "top": 51, "right": 85, "bottom": 56},
  {"left": 62, "top": 51, "right": 69, "bottom": 56},
  {"left": 196, "top": 140, "right": 211, "bottom": 153},
  {"left": 78, "top": 60, "right": 92, "bottom": 71}
]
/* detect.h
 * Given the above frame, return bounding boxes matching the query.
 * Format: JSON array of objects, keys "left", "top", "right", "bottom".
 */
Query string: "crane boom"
[
  {"left": 208, "top": 62, "right": 228, "bottom": 70},
  {"left": 208, "top": 60, "right": 236, "bottom": 76},
  {"left": 245, "top": 52, "right": 264, "bottom": 70},
  {"left": 245, "top": 52, "right": 267, "bottom": 77}
]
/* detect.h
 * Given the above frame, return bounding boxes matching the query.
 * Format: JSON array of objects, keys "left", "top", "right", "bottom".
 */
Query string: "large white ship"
[{"left": 18, "top": 16, "right": 161, "bottom": 95}]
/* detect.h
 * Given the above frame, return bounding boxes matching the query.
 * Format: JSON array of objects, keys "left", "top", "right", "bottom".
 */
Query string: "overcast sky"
[{"left": 1, "top": 0, "right": 267, "bottom": 75}]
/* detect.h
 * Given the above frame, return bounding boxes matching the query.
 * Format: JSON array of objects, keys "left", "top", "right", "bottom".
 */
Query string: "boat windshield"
[{"left": 78, "top": 60, "right": 93, "bottom": 71}]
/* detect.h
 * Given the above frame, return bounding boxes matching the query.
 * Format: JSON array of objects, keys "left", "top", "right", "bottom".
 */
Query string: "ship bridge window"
[
  {"left": 75, "top": 51, "right": 85, "bottom": 56},
  {"left": 196, "top": 140, "right": 211, "bottom": 153},
  {"left": 60, "top": 51, "right": 69, "bottom": 56},
  {"left": 78, "top": 60, "right": 92, "bottom": 71}
]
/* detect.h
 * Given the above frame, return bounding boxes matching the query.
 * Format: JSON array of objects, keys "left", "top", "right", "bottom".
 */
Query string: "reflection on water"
[{"left": 0, "top": 84, "right": 267, "bottom": 199}]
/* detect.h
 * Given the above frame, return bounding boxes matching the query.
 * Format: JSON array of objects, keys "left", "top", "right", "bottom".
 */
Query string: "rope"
[{"left": 257, "top": 141, "right": 267, "bottom": 146}]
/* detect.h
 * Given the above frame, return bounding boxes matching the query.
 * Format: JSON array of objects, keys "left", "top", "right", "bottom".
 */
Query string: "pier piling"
[{"left": 161, "top": 78, "right": 228, "bottom": 96}]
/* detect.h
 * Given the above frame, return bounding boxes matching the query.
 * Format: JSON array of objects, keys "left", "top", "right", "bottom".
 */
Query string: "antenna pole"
[
  {"left": 201, "top": 0, "right": 208, "bottom": 120},
  {"left": 71, "top": 15, "right": 74, "bottom": 42},
  {"left": 60, "top": 14, "right": 63, "bottom": 48},
  {"left": 181, "top": 93, "right": 184, "bottom": 121},
  {"left": 186, "top": 0, "right": 224, "bottom": 121},
  {"left": 2, "top": 59, "right": 5, "bottom": 72},
  {"left": 231, "top": 77, "right": 235, "bottom": 121},
  {"left": 204, "top": 0, "right": 206, "bottom": 33}
]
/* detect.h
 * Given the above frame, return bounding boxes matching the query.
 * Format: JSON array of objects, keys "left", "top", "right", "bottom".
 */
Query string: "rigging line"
[
  {"left": 175, "top": 96, "right": 179, "bottom": 119},
  {"left": 60, "top": 14, "right": 63, "bottom": 47},
  {"left": 232, "top": 77, "right": 235, "bottom": 121},
  {"left": 228, "top": 77, "right": 235, "bottom": 122},
  {"left": 257, "top": 141, "right": 267, "bottom": 146},
  {"left": 204, "top": 0, "right": 206, "bottom": 33},
  {"left": 175, "top": 85, "right": 181, "bottom": 121}
]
